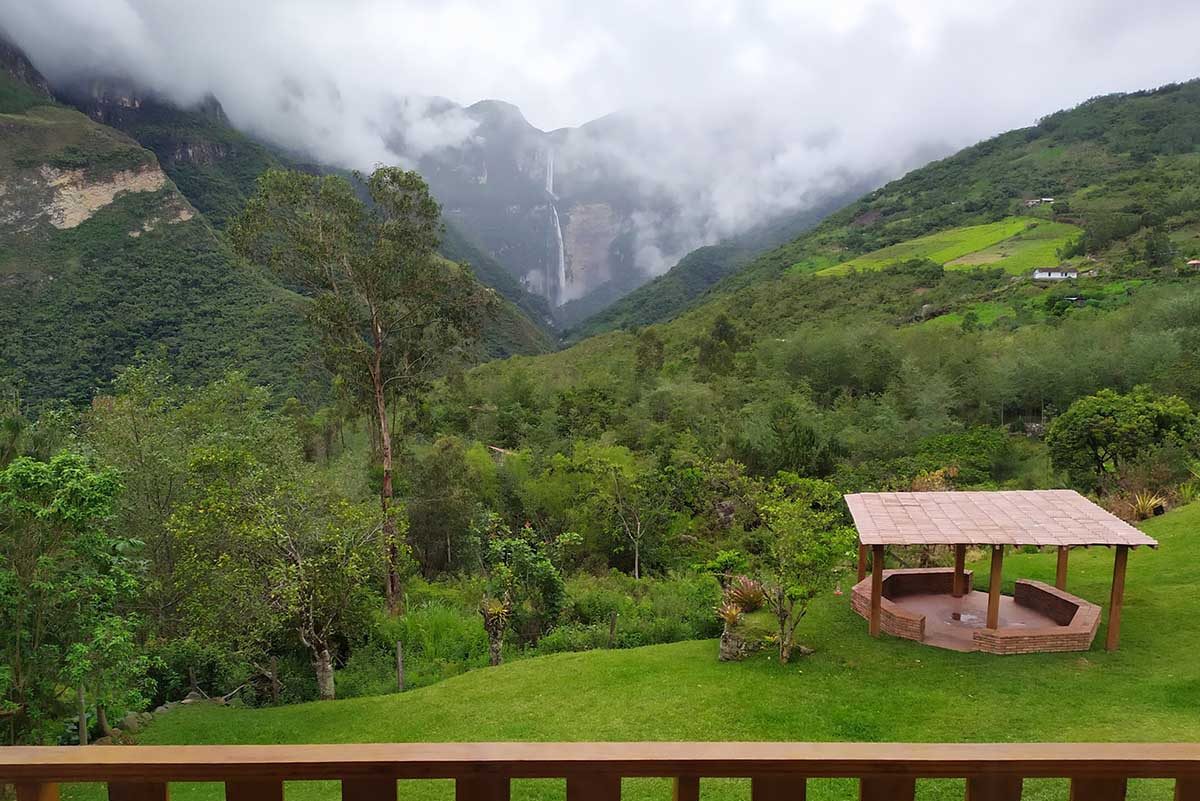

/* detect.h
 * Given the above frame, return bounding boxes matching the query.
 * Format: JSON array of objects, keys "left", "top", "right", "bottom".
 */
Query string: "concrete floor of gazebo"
[{"left": 893, "top": 591, "right": 1059, "bottom": 652}]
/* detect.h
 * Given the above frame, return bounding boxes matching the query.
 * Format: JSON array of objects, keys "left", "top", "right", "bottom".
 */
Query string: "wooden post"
[
  {"left": 752, "top": 776, "right": 806, "bottom": 800},
  {"left": 456, "top": 776, "right": 510, "bottom": 801},
  {"left": 672, "top": 777, "right": 700, "bottom": 801},
  {"left": 860, "top": 777, "right": 915, "bottom": 801},
  {"left": 1069, "top": 777, "right": 1126, "bottom": 801},
  {"left": 1106, "top": 545, "right": 1129, "bottom": 652},
  {"left": 226, "top": 781, "right": 283, "bottom": 801},
  {"left": 1175, "top": 778, "right": 1200, "bottom": 801},
  {"left": 857, "top": 544, "right": 868, "bottom": 583},
  {"left": 986, "top": 545, "right": 1004, "bottom": 630},
  {"left": 566, "top": 775, "right": 621, "bottom": 801},
  {"left": 869, "top": 545, "right": 884, "bottom": 637},
  {"left": 608, "top": 610, "right": 618, "bottom": 648},
  {"left": 1056, "top": 546, "right": 1070, "bottom": 590},
  {"left": 952, "top": 544, "right": 967, "bottom": 597},
  {"left": 108, "top": 784, "right": 169, "bottom": 801},
  {"left": 966, "top": 776, "right": 1022, "bottom": 800},
  {"left": 396, "top": 641, "right": 405, "bottom": 692},
  {"left": 15, "top": 785, "right": 59, "bottom": 801},
  {"left": 341, "top": 779, "right": 396, "bottom": 801}
]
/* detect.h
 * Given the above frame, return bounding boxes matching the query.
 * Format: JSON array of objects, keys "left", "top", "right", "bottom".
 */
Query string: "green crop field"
[
  {"left": 817, "top": 217, "right": 1081, "bottom": 277},
  {"left": 63, "top": 502, "right": 1200, "bottom": 801}
]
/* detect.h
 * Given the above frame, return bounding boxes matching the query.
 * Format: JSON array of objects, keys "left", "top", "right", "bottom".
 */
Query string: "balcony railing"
[{"left": 2, "top": 742, "right": 1199, "bottom": 800}]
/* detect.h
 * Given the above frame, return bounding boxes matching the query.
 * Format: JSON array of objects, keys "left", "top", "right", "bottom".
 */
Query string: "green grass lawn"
[
  {"left": 64, "top": 504, "right": 1200, "bottom": 801},
  {"left": 917, "top": 301, "right": 1016, "bottom": 330},
  {"left": 817, "top": 217, "right": 1081, "bottom": 277}
]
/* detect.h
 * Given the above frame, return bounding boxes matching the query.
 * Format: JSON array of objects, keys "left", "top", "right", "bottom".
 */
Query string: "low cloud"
[{"left": 4, "top": 0, "right": 1200, "bottom": 276}]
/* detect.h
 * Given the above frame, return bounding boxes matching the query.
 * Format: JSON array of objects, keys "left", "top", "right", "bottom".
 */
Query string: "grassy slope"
[
  {"left": 84, "top": 503, "right": 1200, "bottom": 801},
  {"left": 817, "top": 217, "right": 1081, "bottom": 276}
]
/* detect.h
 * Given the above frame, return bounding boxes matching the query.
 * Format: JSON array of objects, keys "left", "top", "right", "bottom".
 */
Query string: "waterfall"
[
  {"left": 545, "top": 147, "right": 565, "bottom": 306},
  {"left": 551, "top": 204, "right": 566, "bottom": 306}
]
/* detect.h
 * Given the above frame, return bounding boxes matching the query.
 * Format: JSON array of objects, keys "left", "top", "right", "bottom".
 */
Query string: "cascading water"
[{"left": 545, "top": 148, "right": 566, "bottom": 306}]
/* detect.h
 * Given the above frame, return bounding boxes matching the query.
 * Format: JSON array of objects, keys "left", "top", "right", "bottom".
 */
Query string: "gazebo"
[{"left": 845, "top": 490, "right": 1157, "bottom": 654}]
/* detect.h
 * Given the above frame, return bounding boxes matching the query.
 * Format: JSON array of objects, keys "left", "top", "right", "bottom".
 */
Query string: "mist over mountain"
[{"left": 4, "top": 0, "right": 1200, "bottom": 317}]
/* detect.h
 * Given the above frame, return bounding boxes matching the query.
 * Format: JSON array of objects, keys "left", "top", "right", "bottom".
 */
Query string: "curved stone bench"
[
  {"left": 851, "top": 569, "right": 1100, "bottom": 654},
  {"left": 972, "top": 579, "right": 1100, "bottom": 654},
  {"left": 850, "top": 567, "right": 971, "bottom": 643}
]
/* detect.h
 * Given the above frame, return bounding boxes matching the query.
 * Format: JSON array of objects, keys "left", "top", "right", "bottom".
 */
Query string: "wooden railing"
[{"left": 2, "top": 742, "right": 1200, "bottom": 800}]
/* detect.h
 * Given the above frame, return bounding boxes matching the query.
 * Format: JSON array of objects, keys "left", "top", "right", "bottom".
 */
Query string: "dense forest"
[{"left": 5, "top": 59, "right": 1200, "bottom": 749}]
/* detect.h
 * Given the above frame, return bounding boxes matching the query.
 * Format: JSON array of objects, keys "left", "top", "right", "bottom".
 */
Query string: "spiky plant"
[
  {"left": 715, "top": 600, "right": 743, "bottom": 629},
  {"left": 726, "top": 575, "right": 765, "bottom": 612},
  {"left": 1131, "top": 492, "right": 1167, "bottom": 521}
]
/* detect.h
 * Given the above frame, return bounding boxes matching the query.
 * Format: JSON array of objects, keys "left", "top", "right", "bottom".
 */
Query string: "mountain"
[
  {"left": 444, "top": 77, "right": 1200, "bottom": 488},
  {"left": 0, "top": 42, "right": 552, "bottom": 411},
  {"left": 0, "top": 50, "right": 317, "bottom": 408},
  {"left": 57, "top": 81, "right": 556, "bottom": 353}
]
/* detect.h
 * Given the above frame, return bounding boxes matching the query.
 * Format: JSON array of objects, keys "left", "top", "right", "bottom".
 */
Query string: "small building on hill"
[
  {"left": 1187, "top": 259, "right": 1200, "bottom": 270},
  {"left": 1033, "top": 267, "right": 1078, "bottom": 281}
]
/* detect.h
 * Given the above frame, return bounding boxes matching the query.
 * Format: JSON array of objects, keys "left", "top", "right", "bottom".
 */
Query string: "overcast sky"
[{"left": 4, "top": 1, "right": 1200, "bottom": 271}]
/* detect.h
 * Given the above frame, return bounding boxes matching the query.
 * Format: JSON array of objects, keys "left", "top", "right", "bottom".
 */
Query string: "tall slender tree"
[{"left": 232, "top": 167, "right": 489, "bottom": 611}]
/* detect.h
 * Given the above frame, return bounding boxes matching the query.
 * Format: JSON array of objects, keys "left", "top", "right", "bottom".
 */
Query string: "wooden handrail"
[{"left": 3, "top": 743, "right": 1200, "bottom": 800}]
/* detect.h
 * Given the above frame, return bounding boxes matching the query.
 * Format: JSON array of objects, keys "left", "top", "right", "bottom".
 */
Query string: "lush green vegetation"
[
  {"left": 817, "top": 217, "right": 1081, "bottom": 276},
  {"left": 7, "top": 56, "right": 1200, "bottom": 801},
  {"left": 60, "top": 503, "right": 1200, "bottom": 801}
]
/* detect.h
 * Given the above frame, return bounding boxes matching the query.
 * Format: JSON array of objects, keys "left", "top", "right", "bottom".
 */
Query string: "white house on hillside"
[{"left": 1033, "top": 267, "right": 1078, "bottom": 281}]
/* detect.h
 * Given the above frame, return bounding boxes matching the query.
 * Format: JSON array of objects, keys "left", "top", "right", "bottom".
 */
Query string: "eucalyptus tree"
[{"left": 232, "top": 167, "right": 490, "bottom": 611}]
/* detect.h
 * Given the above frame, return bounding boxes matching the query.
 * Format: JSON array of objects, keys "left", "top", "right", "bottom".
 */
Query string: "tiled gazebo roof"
[{"left": 845, "top": 490, "right": 1157, "bottom": 548}]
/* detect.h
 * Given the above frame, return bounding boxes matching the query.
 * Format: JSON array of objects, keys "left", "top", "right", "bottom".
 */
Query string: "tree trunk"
[
  {"left": 488, "top": 632, "right": 503, "bottom": 667},
  {"left": 633, "top": 540, "right": 640, "bottom": 580},
  {"left": 779, "top": 639, "right": 792, "bottom": 664},
  {"left": 76, "top": 684, "right": 88, "bottom": 746},
  {"left": 269, "top": 655, "right": 280, "bottom": 705},
  {"left": 371, "top": 327, "right": 401, "bottom": 614},
  {"left": 97, "top": 703, "right": 114, "bottom": 738},
  {"left": 313, "top": 648, "right": 336, "bottom": 701},
  {"left": 396, "top": 641, "right": 405, "bottom": 692}
]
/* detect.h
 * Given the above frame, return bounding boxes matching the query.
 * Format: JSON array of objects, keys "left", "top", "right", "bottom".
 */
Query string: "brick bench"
[
  {"left": 972, "top": 579, "right": 1100, "bottom": 655},
  {"left": 850, "top": 568, "right": 972, "bottom": 643}
]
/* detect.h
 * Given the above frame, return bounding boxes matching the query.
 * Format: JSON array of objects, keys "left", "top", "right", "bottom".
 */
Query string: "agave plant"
[
  {"left": 726, "top": 575, "right": 766, "bottom": 612},
  {"left": 715, "top": 600, "right": 743, "bottom": 628},
  {"left": 1130, "top": 492, "right": 1167, "bottom": 521}
]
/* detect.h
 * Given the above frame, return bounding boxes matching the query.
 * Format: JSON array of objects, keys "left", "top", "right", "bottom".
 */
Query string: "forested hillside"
[{"left": 0, "top": 69, "right": 319, "bottom": 407}]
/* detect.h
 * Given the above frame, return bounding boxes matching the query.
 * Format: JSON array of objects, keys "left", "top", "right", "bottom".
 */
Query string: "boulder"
[
  {"left": 120, "top": 712, "right": 140, "bottom": 733},
  {"left": 153, "top": 705, "right": 170, "bottom": 716}
]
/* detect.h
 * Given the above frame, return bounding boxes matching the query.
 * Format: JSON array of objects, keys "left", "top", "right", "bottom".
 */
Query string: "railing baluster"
[
  {"left": 108, "top": 783, "right": 169, "bottom": 801},
  {"left": 456, "top": 775, "right": 511, "bottom": 801},
  {"left": 1069, "top": 778, "right": 1126, "bottom": 801},
  {"left": 751, "top": 775, "right": 806, "bottom": 800},
  {"left": 341, "top": 778, "right": 397, "bottom": 801},
  {"left": 672, "top": 777, "right": 700, "bottom": 801},
  {"left": 1176, "top": 778, "right": 1200, "bottom": 801},
  {"left": 566, "top": 774, "right": 621, "bottom": 801},
  {"left": 860, "top": 776, "right": 915, "bottom": 801},
  {"left": 226, "top": 779, "right": 284, "bottom": 801},
  {"left": 15, "top": 784, "right": 59, "bottom": 801},
  {"left": 966, "top": 776, "right": 1022, "bottom": 800}
]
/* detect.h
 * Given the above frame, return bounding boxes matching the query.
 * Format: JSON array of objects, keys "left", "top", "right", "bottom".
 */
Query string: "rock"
[
  {"left": 153, "top": 705, "right": 170, "bottom": 716},
  {"left": 120, "top": 712, "right": 140, "bottom": 733},
  {"left": 138, "top": 712, "right": 154, "bottom": 726},
  {"left": 181, "top": 690, "right": 205, "bottom": 704},
  {"left": 718, "top": 629, "right": 750, "bottom": 662},
  {"left": 795, "top": 645, "right": 816, "bottom": 657}
]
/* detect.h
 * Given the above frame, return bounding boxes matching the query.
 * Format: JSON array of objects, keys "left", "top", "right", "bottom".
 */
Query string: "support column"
[
  {"left": 857, "top": 544, "right": 868, "bottom": 583},
  {"left": 1056, "top": 546, "right": 1070, "bottom": 590},
  {"left": 869, "top": 545, "right": 884, "bottom": 637},
  {"left": 1106, "top": 545, "right": 1129, "bottom": 652},
  {"left": 986, "top": 545, "right": 1004, "bottom": 630},
  {"left": 952, "top": 544, "right": 967, "bottom": 597}
]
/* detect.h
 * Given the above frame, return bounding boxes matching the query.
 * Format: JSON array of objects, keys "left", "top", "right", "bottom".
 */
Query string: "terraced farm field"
[{"left": 818, "top": 217, "right": 1081, "bottom": 276}]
